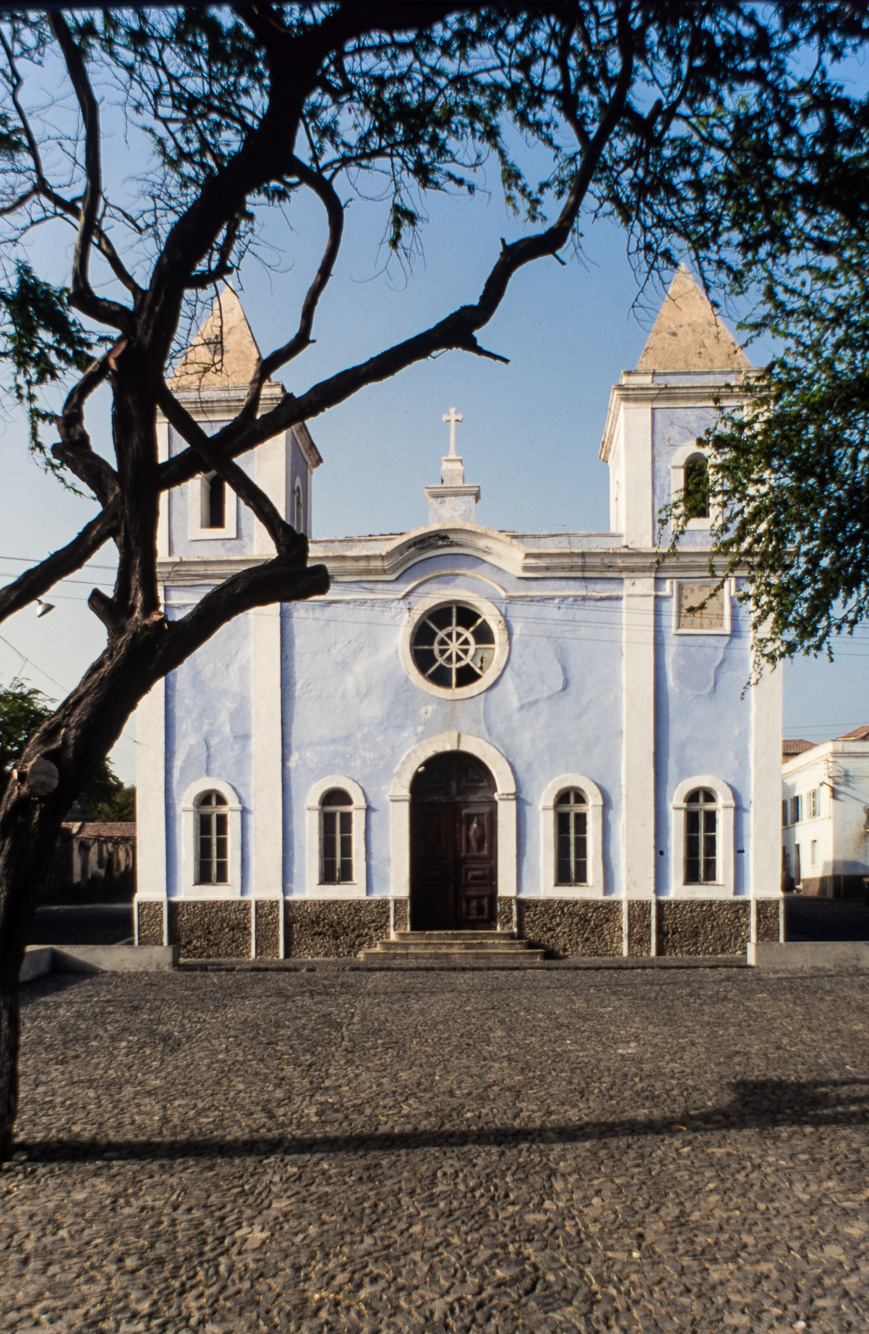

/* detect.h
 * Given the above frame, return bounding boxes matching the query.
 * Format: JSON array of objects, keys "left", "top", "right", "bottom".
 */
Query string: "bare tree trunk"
[
  {"left": 0, "top": 788, "right": 67, "bottom": 1159},
  {"left": 0, "top": 619, "right": 168, "bottom": 1159}
]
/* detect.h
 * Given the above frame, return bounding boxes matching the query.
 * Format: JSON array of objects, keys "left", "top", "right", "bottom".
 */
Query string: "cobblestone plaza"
[{"left": 3, "top": 968, "right": 868, "bottom": 1332}]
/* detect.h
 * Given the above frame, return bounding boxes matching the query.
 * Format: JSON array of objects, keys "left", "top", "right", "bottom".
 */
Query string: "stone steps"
[{"left": 358, "top": 931, "right": 545, "bottom": 963}]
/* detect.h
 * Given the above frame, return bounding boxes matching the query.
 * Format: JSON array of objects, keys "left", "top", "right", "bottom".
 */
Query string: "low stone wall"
[
  {"left": 136, "top": 900, "right": 165, "bottom": 947},
  {"left": 518, "top": 899, "right": 622, "bottom": 958},
  {"left": 169, "top": 900, "right": 252, "bottom": 959},
  {"left": 135, "top": 894, "right": 781, "bottom": 959},
  {"left": 756, "top": 899, "right": 782, "bottom": 942},
  {"left": 656, "top": 900, "right": 750, "bottom": 956},
  {"left": 285, "top": 899, "right": 390, "bottom": 958},
  {"left": 255, "top": 901, "right": 281, "bottom": 959},
  {"left": 626, "top": 901, "right": 652, "bottom": 957}
]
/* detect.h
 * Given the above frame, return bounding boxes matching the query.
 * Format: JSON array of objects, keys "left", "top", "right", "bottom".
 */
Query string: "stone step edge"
[
  {"left": 177, "top": 954, "right": 749, "bottom": 971},
  {"left": 358, "top": 950, "right": 546, "bottom": 961}
]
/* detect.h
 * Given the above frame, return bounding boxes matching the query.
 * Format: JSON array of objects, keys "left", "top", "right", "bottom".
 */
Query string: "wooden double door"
[{"left": 410, "top": 751, "right": 497, "bottom": 931}]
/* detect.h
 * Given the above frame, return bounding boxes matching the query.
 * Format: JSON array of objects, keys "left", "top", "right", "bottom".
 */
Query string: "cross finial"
[{"left": 442, "top": 406, "right": 463, "bottom": 457}]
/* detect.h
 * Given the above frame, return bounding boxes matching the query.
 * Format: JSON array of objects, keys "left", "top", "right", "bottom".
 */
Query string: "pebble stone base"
[
  {"left": 7, "top": 969, "right": 868, "bottom": 1333},
  {"left": 136, "top": 895, "right": 783, "bottom": 958}
]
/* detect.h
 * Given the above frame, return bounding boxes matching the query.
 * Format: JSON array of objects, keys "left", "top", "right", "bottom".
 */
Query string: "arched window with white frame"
[
  {"left": 671, "top": 776, "right": 736, "bottom": 897},
  {"left": 189, "top": 472, "right": 238, "bottom": 540},
  {"left": 670, "top": 441, "right": 714, "bottom": 529},
  {"left": 540, "top": 775, "right": 605, "bottom": 898},
  {"left": 293, "top": 478, "right": 306, "bottom": 534},
  {"left": 306, "top": 777, "right": 367, "bottom": 897},
  {"left": 181, "top": 778, "right": 243, "bottom": 895}
]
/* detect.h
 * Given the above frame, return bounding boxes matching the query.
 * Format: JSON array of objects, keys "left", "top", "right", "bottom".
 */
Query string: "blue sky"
[{"left": 1, "top": 138, "right": 866, "bottom": 782}]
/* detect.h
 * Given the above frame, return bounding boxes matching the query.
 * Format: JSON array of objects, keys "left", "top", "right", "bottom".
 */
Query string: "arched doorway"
[{"left": 410, "top": 751, "right": 497, "bottom": 931}]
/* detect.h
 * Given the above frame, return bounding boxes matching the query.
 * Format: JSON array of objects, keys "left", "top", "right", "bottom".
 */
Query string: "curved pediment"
[{"left": 313, "top": 522, "right": 527, "bottom": 580}]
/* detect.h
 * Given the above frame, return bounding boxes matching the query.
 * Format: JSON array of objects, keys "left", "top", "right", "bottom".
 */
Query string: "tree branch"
[
  {"left": 159, "top": 8, "right": 637, "bottom": 490},
  {"left": 248, "top": 158, "right": 344, "bottom": 409},
  {"left": 156, "top": 382, "right": 306, "bottom": 559},
  {"left": 0, "top": 508, "right": 117, "bottom": 627},
  {"left": 51, "top": 354, "right": 121, "bottom": 508},
  {"left": 47, "top": 14, "right": 133, "bottom": 330},
  {"left": 155, "top": 552, "right": 329, "bottom": 680}
]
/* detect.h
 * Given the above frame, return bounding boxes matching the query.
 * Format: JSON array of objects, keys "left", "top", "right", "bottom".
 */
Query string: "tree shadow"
[{"left": 16, "top": 1077, "right": 869, "bottom": 1163}]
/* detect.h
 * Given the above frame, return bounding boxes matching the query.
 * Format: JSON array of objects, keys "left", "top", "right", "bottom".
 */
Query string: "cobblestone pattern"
[
  {"left": 497, "top": 898, "right": 516, "bottom": 933},
  {"left": 757, "top": 899, "right": 782, "bottom": 943},
  {"left": 169, "top": 900, "right": 251, "bottom": 959},
  {"left": 135, "top": 901, "right": 163, "bottom": 947},
  {"left": 626, "top": 902, "right": 651, "bottom": 957},
  {"left": 657, "top": 900, "right": 750, "bottom": 956},
  {"left": 519, "top": 899, "right": 623, "bottom": 957},
  {"left": 393, "top": 899, "right": 409, "bottom": 933},
  {"left": 6, "top": 969, "right": 869, "bottom": 1333},
  {"left": 254, "top": 903, "right": 280, "bottom": 960},
  {"left": 285, "top": 899, "right": 390, "bottom": 958}
]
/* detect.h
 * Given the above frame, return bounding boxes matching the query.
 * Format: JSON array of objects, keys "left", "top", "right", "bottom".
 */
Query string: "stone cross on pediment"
[{"left": 443, "top": 406, "right": 463, "bottom": 457}]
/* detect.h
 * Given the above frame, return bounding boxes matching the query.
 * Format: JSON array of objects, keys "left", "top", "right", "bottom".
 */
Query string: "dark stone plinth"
[
  {"left": 626, "top": 900, "right": 652, "bottom": 956},
  {"left": 657, "top": 899, "right": 750, "bottom": 956},
  {"left": 392, "top": 898, "right": 409, "bottom": 933},
  {"left": 497, "top": 897, "right": 516, "bottom": 933},
  {"left": 284, "top": 899, "right": 390, "bottom": 958},
  {"left": 756, "top": 898, "right": 782, "bottom": 943},
  {"left": 518, "top": 899, "right": 622, "bottom": 958},
  {"left": 136, "top": 900, "right": 164, "bottom": 947},
  {"left": 254, "top": 900, "right": 281, "bottom": 959},
  {"left": 169, "top": 900, "right": 252, "bottom": 959}
]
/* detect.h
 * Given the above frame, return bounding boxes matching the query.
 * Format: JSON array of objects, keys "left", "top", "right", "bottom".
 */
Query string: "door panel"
[{"left": 410, "top": 752, "right": 497, "bottom": 930}]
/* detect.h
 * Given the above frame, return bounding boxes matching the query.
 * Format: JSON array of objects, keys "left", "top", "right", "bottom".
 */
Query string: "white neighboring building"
[{"left": 782, "top": 726, "right": 869, "bottom": 898}]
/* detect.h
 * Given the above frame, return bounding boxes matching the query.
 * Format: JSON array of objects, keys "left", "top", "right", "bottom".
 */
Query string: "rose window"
[{"left": 410, "top": 602, "right": 497, "bottom": 690}]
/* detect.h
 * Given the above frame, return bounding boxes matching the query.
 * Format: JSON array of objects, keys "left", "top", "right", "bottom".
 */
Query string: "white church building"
[{"left": 135, "top": 271, "right": 783, "bottom": 959}]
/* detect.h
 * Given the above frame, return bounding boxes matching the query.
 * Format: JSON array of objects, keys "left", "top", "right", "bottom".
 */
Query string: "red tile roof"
[{"left": 782, "top": 739, "right": 814, "bottom": 757}]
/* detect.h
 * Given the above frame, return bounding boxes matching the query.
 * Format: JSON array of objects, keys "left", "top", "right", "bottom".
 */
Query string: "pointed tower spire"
[
  {"left": 170, "top": 286, "right": 264, "bottom": 389},
  {"left": 636, "top": 266, "right": 750, "bottom": 372}
]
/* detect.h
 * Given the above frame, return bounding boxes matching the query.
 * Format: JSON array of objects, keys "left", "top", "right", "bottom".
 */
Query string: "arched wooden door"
[{"left": 410, "top": 751, "right": 497, "bottom": 930}]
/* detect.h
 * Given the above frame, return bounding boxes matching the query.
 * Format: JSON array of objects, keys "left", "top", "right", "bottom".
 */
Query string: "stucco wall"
[
  {"left": 164, "top": 612, "right": 253, "bottom": 899},
  {"left": 282, "top": 556, "right": 626, "bottom": 901}
]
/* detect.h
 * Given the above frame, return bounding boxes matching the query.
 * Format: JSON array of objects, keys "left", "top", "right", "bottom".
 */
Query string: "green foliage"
[
  {"left": 0, "top": 678, "right": 50, "bottom": 777},
  {"left": 0, "top": 680, "right": 133, "bottom": 818},
  {"left": 0, "top": 262, "right": 95, "bottom": 469}
]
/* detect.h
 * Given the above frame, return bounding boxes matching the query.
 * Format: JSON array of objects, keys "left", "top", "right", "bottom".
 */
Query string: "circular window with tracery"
[{"left": 401, "top": 593, "right": 509, "bottom": 699}]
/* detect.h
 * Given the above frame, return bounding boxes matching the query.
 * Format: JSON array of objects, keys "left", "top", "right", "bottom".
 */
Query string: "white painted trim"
[
  {"left": 750, "top": 660, "right": 783, "bottom": 899},
  {"left": 156, "top": 420, "right": 170, "bottom": 558},
  {"left": 188, "top": 474, "right": 238, "bottom": 541},
  {"left": 252, "top": 607, "right": 283, "bottom": 898},
  {"left": 669, "top": 440, "right": 722, "bottom": 531},
  {"left": 539, "top": 774, "right": 605, "bottom": 898},
  {"left": 134, "top": 678, "right": 166, "bottom": 901},
  {"left": 305, "top": 775, "right": 367, "bottom": 898},
  {"left": 399, "top": 591, "right": 509, "bottom": 701},
  {"left": 389, "top": 731, "right": 517, "bottom": 898},
  {"left": 181, "top": 777, "right": 243, "bottom": 896},
  {"left": 670, "top": 775, "right": 735, "bottom": 897},
  {"left": 623, "top": 578, "right": 656, "bottom": 899},
  {"left": 402, "top": 569, "right": 508, "bottom": 598},
  {"left": 622, "top": 401, "right": 654, "bottom": 547},
  {"left": 254, "top": 432, "right": 288, "bottom": 556}
]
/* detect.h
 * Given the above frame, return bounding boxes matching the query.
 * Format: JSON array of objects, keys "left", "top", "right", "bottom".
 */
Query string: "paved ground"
[
  {"left": 784, "top": 896, "right": 869, "bottom": 942},
  {"left": 3, "top": 969, "right": 868, "bottom": 1333},
  {"left": 27, "top": 887, "right": 133, "bottom": 947}
]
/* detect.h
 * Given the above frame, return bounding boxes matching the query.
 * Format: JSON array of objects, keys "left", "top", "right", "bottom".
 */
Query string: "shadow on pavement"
[
  {"left": 785, "top": 895, "right": 869, "bottom": 942},
  {"left": 16, "top": 1077, "right": 869, "bottom": 1163},
  {"left": 27, "top": 886, "right": 134, "bottom": 946}
]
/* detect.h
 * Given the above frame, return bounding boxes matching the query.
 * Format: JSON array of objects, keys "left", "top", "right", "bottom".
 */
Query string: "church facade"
[{"left": 135, "top": 272, "right": 783, "bottom": 959}]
